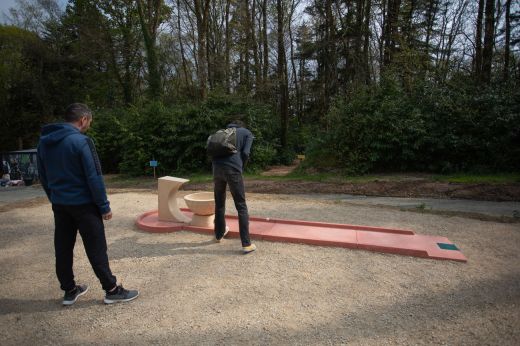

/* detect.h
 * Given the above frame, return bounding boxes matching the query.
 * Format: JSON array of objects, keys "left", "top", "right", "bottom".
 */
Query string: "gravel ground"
[{"left": 0, "top": 191, "right": 519, "bottom": 345}]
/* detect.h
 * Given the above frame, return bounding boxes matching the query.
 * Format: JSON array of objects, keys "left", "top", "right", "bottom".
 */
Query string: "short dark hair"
[
  {"left": 229, "top": 114, "right": 246, "bottom": 127},
  {"left": 65, "top": 103, "right": 92, "bottom": 123},
  {"left": 232, "top": 119, "right": 246, "bottom": 127}
]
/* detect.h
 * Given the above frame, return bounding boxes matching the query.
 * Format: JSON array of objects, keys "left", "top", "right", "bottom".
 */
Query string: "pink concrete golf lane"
[{"left": 136, "top": 209, "right": 467, "bottom": 262}]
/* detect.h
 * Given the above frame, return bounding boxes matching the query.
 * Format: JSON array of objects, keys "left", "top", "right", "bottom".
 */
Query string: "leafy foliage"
[
  {"left": 90, "top": 96, "right": 278, "bottom": 175},
  {"left": 304, "top": 73, "right": 520, "bottom": 174}
]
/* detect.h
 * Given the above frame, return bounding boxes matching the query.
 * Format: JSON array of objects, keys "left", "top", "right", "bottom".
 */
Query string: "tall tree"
[
  {"left": 474, "top": 0, "right": 485, "bottom": 80},
  {"left": 277, "top": 0, "right": 289, "bottom": 149},
  {"left": 503, "top": 0, "right": 511, "bottom": 81},
  {"left": 97, "top": 0, "right": 142, "bottom": 105},
  {"left": 225, "top": 0, "right": 232, "bottom": 93},
  {"left": 176, "top": 0, "right": 191, "bottom": 88},
  {"left": 481, "top": 0, "right": 495, "bottom": 84},
  {"left": 382, "top": 0, "right": 401, "bottom": 68},
  {"left": 0, "top": 26, "right": 48, "bottom": 150},
  {"left": 5, "top": 0, "right": 62, "bottom": 34},
  {"left": 191, "top": 0, "right": 211, "bottom": 99},
  {"left": 261, "top": 0, "right": 269, "bottom": 88},
  {"left": 136, "top": 0, "right": 166, "bottom": 99}
]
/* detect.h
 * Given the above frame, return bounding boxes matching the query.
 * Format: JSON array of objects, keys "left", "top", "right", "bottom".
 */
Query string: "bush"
[
  {"left": 90, "top": 96, "right": 279, "bottom": 176},
  {"left": 304, "top": 73, "right": 520, "bottom": 174}
]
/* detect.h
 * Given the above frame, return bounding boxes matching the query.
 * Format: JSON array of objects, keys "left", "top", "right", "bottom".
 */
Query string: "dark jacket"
[
  {"left": 37, "top": 123, "right": 110, "bottom": 214},
  {"left": 212, "top": 123, "right": 254, "bottom": 173}
]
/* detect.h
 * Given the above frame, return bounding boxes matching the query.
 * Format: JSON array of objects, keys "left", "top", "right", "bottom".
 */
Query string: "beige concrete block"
[{"left": 158, "top": 176, "right": 191, "bottom": 223}]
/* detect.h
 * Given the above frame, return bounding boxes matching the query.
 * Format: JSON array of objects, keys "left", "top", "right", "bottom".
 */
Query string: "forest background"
[{"left": 0, "top": 0, "right": 519, "bottom": 176}]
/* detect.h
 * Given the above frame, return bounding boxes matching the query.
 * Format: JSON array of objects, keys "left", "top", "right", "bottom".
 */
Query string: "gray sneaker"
[
  {"left": 104, "top": 285, "right": 139, "bottom": 304},
  {"left": 63, "top": 284, "right": 89, "bottom": 306}
]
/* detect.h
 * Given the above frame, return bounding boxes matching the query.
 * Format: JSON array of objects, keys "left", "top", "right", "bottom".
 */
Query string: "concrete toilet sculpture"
[
  {"left": 183, "top": 192, "right": 215, "bottom": 228},
  {"left": 157, "top": 176, "right": 215, "bottom": 227}
]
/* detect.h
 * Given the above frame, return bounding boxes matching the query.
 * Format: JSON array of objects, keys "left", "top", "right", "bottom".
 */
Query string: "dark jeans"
[
  {"left": 52, "top": 203, "right": 117, "bottom": 292},
  {"left": 213, "top": 164, "right": 251, "bottom": 247}
]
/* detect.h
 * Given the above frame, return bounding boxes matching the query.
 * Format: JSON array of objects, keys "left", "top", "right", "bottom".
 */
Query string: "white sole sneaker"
[
  {"left": 215, "top": 226, "right": 230, "bottom": 243},
  {"left": 104, "top": 291, "right": 139, "bottom": 304},
  {"left": 242, "top": 243, "right": 257, "bottom": 254},
  {"left": 62, "top": 285, "right": 89, "bottom": 306}
]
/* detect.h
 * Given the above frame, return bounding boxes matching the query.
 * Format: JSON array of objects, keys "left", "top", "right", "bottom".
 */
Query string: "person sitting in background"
[{"left": 1, "top": 159, "right": 11, "bottom": 186}]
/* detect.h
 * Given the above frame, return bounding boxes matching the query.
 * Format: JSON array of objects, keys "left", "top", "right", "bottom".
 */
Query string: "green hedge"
[
  {"left": 304, "top": 75, "right": 520, "bottom": 174},
  {"left": 90, "top": 96, "right": 279, "bottom": 175}
]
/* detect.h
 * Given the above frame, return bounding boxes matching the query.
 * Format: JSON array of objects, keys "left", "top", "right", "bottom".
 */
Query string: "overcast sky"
[
  {"left": 0, "top": 0, "right": 67, "bottom": 24},
  {"left": 0, "top": 0, "right": 18, "bottom": 21}
]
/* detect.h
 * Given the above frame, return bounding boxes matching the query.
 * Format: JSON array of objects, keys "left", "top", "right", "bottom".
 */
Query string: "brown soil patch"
[{"left": 185, "top": 180, "right": 520, "bottom": 202}]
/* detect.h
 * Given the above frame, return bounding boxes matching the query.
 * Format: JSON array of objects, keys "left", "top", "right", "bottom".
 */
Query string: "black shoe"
[
  {"left": 104, "top": 285, "right": 139, "bottom": 304},
  {"left": 63, "top": 284, "right": 89, "bottom": 306}
]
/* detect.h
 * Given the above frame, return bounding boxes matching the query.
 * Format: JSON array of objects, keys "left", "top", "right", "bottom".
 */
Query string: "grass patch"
[
  {"left": 104, "top": 174, "right": 156, "bottom": 189},
  {"left": 104, "top": 173, "right": 214, "bottom": 189},
  {"left": 104, "top": 171, "right": 520, "bottom": 189}
]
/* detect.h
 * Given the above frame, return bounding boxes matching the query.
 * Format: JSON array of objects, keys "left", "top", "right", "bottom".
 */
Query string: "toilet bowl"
[{"left": 183, "top": 192, "right": 215, "bottom": 228}]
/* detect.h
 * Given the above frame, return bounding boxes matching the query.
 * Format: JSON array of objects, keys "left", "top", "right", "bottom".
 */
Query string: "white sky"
[
  {"left": 0, "top": 0, "right": 19, "bottom": 20},
  {"left": 0, "top": 0, "right": 67, "bottom": 24}
]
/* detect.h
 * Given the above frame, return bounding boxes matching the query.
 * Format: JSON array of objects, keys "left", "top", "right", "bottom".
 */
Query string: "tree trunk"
[
  {"left": 136, "top": 0, "right": 162, "bottom": 100},
  {"left": 225, "top": 0, "right": 231, "bottom": 93},
  {"left": 277, "top": 0, "right": 289, "bottom": 149},
  {"left": 262, "top": 0, "right": 268, "bottom": 86},
  {"left": 424, "top": 0, "right": 438, "bottom": 72},
  {"left": 363, "top": 0, "right": 372, "bottom": 84},
  {"left": 243, "top": 1, "right": 251, "bottom": 91},
  {"left": 503, "top": 0, "right": 511, "bottom": 81},
  {"left": 289, "top": 0, "right": 299, "bottom": 119},
  {"left": 194, "top": 0, "right": 211, "bottom": 99},
  {"left": 481, "top": 0, "right": 495, "bottom": 84},
  {"left": 383, "top": 0, "right": 401, "bottom": 68},
  {"left": 323, "top": 0, "right": 336, "bottom": 110},
  {"left": 177, "top": 0, "right": 190, "bottom": 87},
  {"left": 353, "top": 0, "right": 364, "bottom": 83},
  {"left": 474, "top": 0, "right": 485, "bottom": 80},
  {"left": 251, "top": 0, "right": 261, "bottom": 93}
]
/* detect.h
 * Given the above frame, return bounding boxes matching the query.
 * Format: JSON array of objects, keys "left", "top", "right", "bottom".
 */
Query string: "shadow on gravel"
[
  {"left": 108, "top": 236, "right": 240, "bottom": 260},
  {"left": 77, "top": 272, "right": 517, "bottom": 344},
  {"left": 0, "top": 298, "right": 102, "bottom": 315}
]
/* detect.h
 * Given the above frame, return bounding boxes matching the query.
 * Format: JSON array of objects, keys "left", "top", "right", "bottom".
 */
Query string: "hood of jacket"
[{"left": 39, "top": 123, "right": 80, "bottom": 146}]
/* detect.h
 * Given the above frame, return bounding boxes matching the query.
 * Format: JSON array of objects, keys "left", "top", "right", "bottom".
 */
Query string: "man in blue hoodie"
[
  {"left": 212, "top": 117, "right": 256, "bottom": 253},
  {"left": 38, "top": 103, "right": 139, "bottom": 305}
]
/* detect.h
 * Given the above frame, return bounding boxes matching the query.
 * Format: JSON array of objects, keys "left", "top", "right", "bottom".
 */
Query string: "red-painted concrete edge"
[
  {"left": 179, "top": 208, "right": 415, "bottom": 235},
  {"left": 135, "top": 209, "right": 467, "bottom": 262}
]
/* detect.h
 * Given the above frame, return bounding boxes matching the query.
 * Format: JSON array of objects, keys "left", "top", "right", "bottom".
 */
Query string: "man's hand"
[{"left": 102, "top": 211, "right": 113, "bottom": 220}]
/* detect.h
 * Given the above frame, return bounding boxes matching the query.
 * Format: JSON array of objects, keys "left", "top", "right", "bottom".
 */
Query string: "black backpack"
[{"left": 206, "top": 127, "right": 238, "bottom": 157}]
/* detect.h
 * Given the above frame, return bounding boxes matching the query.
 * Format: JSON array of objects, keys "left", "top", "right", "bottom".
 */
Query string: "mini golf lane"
[{"left": 136, "top": 209, "right": 467, "bottom": 262}]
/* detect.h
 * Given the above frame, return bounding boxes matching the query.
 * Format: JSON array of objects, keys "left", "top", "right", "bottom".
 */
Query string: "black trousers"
[
  {"left": 52, "top": 203, "right": 117, "bottom": 292},
  {"left": 213, "top": 165, "right": 251, "bottom": 246}
]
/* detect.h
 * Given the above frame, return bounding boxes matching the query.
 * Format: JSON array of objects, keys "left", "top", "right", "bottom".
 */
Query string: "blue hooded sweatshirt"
[
  {"left": 37, "top": 123, "right": 110, "bottom": 214},
  {"left": 212, "top": 123, "right": 254, "bottom": 173}
]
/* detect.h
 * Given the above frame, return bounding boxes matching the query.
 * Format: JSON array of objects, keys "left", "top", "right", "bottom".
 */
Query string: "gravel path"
[{"left": 1, "top": 191, "right": 519, "bottom": 345}]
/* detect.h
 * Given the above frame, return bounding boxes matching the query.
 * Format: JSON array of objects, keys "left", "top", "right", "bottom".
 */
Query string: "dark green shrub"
[
  {"left": 90, "top": 96, "right": 279, "bottom": 176},
  {"left": 304, "top": 73, "right": 520, "bottom": 174}
]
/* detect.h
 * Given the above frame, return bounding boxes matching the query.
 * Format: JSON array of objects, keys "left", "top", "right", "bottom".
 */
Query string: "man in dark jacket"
[
  {"left": 37, "top": 103, "right": 139, "bottom": 305},
  {"left": 212, "top": 117, "right": 256, "bottom": 253}
]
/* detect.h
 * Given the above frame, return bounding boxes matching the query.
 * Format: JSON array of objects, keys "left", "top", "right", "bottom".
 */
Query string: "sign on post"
[{"left": 149, "top": 160, "right": 158, "bottom": 178}]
